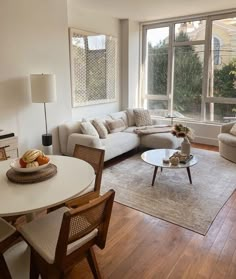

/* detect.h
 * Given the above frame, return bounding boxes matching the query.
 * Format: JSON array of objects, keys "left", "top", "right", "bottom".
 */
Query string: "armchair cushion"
[
  {"left": 218, "top": 133, "right": 236, "bottom": 147},
  {"left": 230, "top": 123, "right": 236, "bottom": 136}
]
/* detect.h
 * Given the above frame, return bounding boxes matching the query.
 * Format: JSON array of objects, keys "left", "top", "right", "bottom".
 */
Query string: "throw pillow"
[
  {"left": 80, "top": 121, "right": 99, "bottom": 137},
  {"left": 126, "top": 109, "right": 136, "bottom": 126},
  {"left": 106, "top": 119, "right": 126, "bottom": 133},
  {"left": 109, "top": 111, "right": 128, "bottom": 127},
  {"left": 92, "top": 119, "right": 108, "bottom": 139},
  {"left": 133, "top": 109, "right": 152, "bottom": 127},
  {"left": 230, "top": 123, "right": 236, "bottom": 136}
]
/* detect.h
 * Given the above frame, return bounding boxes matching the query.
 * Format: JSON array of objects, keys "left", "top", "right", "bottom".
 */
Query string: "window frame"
[{"left": 141, "top": 11, "right": 236, "bottom": 123}]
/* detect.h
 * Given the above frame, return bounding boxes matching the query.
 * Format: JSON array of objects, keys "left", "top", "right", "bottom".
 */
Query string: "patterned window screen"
[{"left": 70, "top": 28, "right": 117, "bottom": 107}]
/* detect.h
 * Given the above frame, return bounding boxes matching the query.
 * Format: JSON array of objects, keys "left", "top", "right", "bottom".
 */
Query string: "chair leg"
[
  {"left": 30, "top": 252, "right": 40, "bottom": 279},
  {"left": 0, "top": 254, "right": 11, "bottom": 279},
  {"left": 87, "top": 247, "right": 102, "bottom": 279}
]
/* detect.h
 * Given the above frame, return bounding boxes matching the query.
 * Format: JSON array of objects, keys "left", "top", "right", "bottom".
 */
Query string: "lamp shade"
[{"left": 30, "top": 74, "right": 56, "bottom": 103}]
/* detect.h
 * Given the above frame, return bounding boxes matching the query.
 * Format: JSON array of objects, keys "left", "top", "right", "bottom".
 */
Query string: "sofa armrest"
[
  {"left": 67, "top": 133, "right": 102, "bottom": 156},
  {"left": 221, "top": 122, "right": 236, "bottom": 133},
  {"left": 59, "top": 121, "right": 81, "bottom": 154}
]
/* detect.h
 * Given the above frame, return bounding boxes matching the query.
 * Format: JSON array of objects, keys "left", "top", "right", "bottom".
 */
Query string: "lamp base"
[
  {"left": 42, "top": 134, "right": 52, "bottom": 146},
  {"left": 42, "top": 134, "right": 53, "bottom": 155}
]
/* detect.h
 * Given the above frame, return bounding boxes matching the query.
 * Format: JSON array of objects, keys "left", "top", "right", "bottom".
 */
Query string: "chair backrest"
[
  {"left": 55, "top": 189, "right": 115, "bottom": 266},
  {"left": 0, "top": 147, "right": 7, "bottom": 161},
  {"left": 73, "top": 144, "right": 105, "bottom": 192}
]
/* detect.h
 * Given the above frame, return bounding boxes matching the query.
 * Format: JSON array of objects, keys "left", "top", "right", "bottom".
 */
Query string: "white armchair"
[{"left": 218, "top": 121, "right": 236, "bottom": 163}]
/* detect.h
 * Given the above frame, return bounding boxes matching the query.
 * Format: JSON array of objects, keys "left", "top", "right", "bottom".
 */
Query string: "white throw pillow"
[
  {"left": 133, "top": 109, "right": 152, "bottom": 127},
  {"left": 80, "top": 121, "right": 99, "bottom": 137},
  {"left": 230, "top": 123, "right": 236, "bottom": 136},
  {"left": 92, "top": 119, "right": 108, "bottom": 139},
  {"left": 106, "top": 119, "right": 126, "bottom": 133}
]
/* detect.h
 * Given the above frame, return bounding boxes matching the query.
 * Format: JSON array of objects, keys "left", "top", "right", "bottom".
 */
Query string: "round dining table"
[{"left": 0, "top": 155, "right": 95, "bottom": 217}]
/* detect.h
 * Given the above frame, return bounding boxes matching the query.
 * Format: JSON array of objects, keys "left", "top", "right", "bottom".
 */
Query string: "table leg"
[
  {"left": 186, "top": 167, "right": 192, "bottom": 184},
  {"left": 152, "top": 166, "right": 158, "bottom": 186}
]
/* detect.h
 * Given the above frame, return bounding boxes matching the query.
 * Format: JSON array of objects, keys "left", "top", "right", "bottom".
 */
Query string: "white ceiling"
[{"left": 73, "top": 0, "right": 236, "bottom": 21}]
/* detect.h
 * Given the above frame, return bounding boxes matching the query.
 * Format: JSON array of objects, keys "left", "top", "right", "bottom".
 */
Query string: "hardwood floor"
[{"left": 69, "top": 144, "right": 236, "bottom": 279}]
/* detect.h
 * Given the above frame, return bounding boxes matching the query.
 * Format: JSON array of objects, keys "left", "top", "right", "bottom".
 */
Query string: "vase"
[{"left": 181, "top": 137, "right": 191, "bottom": 157}]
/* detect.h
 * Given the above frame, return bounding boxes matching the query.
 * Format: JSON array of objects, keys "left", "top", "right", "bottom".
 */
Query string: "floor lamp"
[{"left": 30, "top": 74, "right": 56, "bottom": 155}]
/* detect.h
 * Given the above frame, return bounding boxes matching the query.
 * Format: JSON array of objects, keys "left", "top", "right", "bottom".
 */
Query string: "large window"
[{"left": 142, "top": 13, "right": 236, "bottom": 123}]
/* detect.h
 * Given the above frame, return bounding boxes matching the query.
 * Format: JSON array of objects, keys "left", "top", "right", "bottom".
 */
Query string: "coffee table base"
[{"left": 151, "top": 166, "right": 192, "bottom": 186}]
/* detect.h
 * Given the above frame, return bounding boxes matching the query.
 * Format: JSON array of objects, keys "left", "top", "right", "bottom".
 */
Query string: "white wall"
[
  {"left": 67, "top": 0, "right": 121, "bottom": 119},
  {"left": 0, "top": 0, "right": 72, "bottom": 154}
]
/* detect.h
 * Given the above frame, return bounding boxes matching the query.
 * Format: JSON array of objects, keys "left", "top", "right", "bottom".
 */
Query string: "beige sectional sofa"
[{"left": 58, "top": 110, "right": 182, "bottom": 161}]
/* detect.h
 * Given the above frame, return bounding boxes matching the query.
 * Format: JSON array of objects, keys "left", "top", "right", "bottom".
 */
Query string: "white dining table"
[
  {"left": 1, "top": 155, "right": 95, "bottom": 279},
  {"left": 0, "top": 155, "right": 95, "bottom": 217}
]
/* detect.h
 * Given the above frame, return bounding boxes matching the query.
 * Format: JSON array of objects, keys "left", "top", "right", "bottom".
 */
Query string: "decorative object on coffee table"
[{"left": 171, "top": 123, "right": 194, "bottom": 156}]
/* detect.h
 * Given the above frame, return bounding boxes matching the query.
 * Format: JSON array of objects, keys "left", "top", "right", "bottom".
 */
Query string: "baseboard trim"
[{"left": 193, "top": 136, "right": 219, "bottom": 146}]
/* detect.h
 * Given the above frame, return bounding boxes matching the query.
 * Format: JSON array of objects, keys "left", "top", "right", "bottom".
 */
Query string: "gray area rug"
[{"left": 101, "top": 148, "right": 236, "bottom": 235}]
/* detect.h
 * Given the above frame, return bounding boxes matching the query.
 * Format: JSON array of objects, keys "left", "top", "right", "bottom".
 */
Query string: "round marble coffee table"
[{"left": 141, "top": 149, "right": 198, "bottom": 186}]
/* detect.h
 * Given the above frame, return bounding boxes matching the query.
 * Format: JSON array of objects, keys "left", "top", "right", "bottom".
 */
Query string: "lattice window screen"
[{"left": 70, "top": 29, "right": 117, "bottom": 107}]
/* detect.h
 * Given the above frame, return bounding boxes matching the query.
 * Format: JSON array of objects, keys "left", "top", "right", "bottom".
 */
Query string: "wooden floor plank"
[{"left": 68, "top": 144, "right": 236, "bottom": 279}]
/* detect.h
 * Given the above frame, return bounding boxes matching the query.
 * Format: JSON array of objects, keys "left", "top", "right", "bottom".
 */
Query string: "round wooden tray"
[{"left": 6, "top": 163, "right": 57, "bottom": 184}]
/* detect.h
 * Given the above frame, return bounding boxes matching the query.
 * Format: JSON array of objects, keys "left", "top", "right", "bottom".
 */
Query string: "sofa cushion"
[
  {"left": 101, "top": 133, "right": 140, "bottom": 161},
  {"left": 80, "top": 122, "right": 99, "bottom": 137},
  {"left": 140, "top": 133, "right": 182, "bottom": 149},
  {"left": 133, "top": 109, "right": 152, "bottom": 127},
  {"left": 126, "top": 109, "right": 136, "bottom": 126},
  {"left": 109, "top": 111, "right": 128, "bottom": 127},
  {"left": 230, "top": 123, "right": 236, "bottom": 136},
  {"left": 92, "top": 119, "right": 108, "bottom": 139},
  {"left": 106, "top": 119, "right": 126, "bottom": 133},
  {"left": 123, "top": 126, "right": 137, "bottom": 133}
]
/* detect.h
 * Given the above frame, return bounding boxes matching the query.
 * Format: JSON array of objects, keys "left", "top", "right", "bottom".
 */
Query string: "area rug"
[{"left": 101, "top": 149, "right": 236, "bottom": 235}]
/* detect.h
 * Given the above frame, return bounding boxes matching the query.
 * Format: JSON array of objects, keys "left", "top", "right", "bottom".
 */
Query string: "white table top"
[
  {"left": 141, "top": 149, "right": 198, "bottom": 169},
  {"left": 0, "top": 155, "right": 95, "bottom": 216}
]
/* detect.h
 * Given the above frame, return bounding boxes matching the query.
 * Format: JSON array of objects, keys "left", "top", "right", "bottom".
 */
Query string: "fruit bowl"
[{"left": 10, "top": 158, "right": 51, "bottom": 173}]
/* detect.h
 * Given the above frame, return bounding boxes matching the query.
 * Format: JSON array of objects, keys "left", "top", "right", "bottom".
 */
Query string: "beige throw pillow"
[
  {"left": 80, "top": 121, "right": 99, "bottom": 137},
  {"left": 106, "top": 119, "right": 126, "bottom": 133},
  {"left": 126, "top": 109, "right": 136, "bottom": 126},
  {"left": 92, "top": 119, "right": 108, "bottom": 139},
  {"left": 230, "top": 123, "right": 236, "bottom": 136},
  {"left": 133, "top": 109, "right": 152, "bottom": 127}
]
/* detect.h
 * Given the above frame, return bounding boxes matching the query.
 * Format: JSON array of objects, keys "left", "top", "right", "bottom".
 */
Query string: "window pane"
[
  {"left": 173, "top": 45, "right": 204, "bottom": 121},
  {"left": 147, "top": 27, "right": 169, "bottom": 95},
  {"left": 147, "top": 100, "right": 168, "bottom": 116},
  {"left": 209, "top": 17, "right": 236, "bottom": 98},
  {"left": 175, "top": 20, "right": 206, "bottom": 42},
  {"left": 205, "top": 103, "right": 236, "bottom": 123}
]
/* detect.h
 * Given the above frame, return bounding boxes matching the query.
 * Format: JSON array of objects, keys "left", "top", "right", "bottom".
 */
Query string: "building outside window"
[{"left": 142, "top": 13, "right": 236, "bottom": 123}]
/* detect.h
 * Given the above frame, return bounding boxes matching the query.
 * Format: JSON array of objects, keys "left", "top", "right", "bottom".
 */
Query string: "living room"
[{"left": 1, "top": 0, "right": 236, "bottom": 278}]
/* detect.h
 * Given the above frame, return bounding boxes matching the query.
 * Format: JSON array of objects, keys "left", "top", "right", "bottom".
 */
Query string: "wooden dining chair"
[
  {"left": 66, "top": 144, "right": 105, "bottom": 208},
  {"left": 0, "top": 218, "right": 20, "bottom": 279},
  {"left": 19, "top": 189, "right": 115, "bottom": 279},
  {"left": 0, "top": 147, "right": 7, "bottom": 161},
  {"left": 0, "top": 146, "right": 24, "bottom": 225}
]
